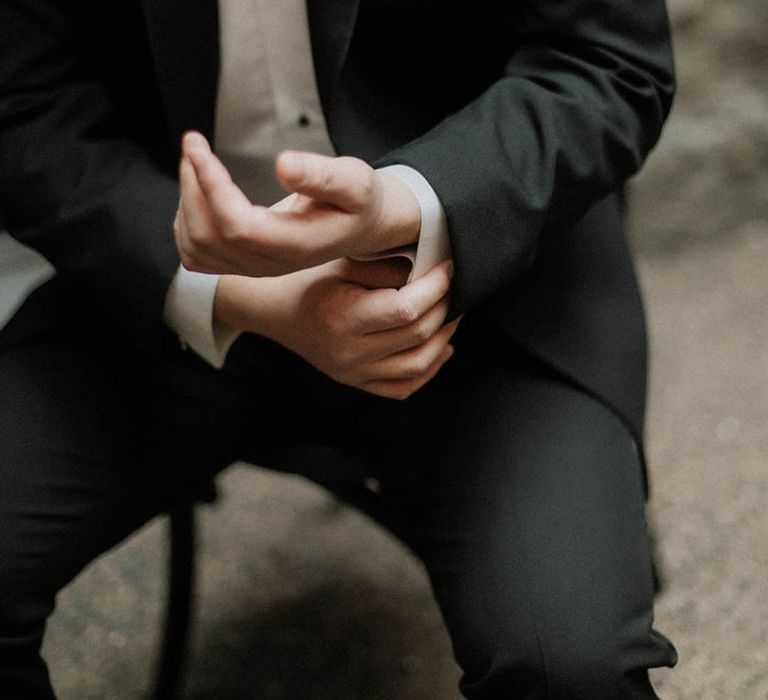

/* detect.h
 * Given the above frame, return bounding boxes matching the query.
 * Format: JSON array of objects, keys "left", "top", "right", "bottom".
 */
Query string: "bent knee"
[{"left": 457, "top": 629, "right": 675, "bottom": 699}]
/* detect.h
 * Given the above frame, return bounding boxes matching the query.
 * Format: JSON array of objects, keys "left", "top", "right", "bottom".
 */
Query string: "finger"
[
  {"left": 174, "top": 201, "right": 193, "bottom": 265},
  {"left": 336, "top": 257, "right": 413, "bottom": 289},
  {"left": 179, "top": 156, "right": 217, "bottom": 233},
  {"left": 349, "top": 259, "right": 454, "bottom": 333},
  {"left": 363, "top": 344, "right": 455, "bottom": 400},
  {"left": 362, "top": 297, "right": 452, "bottom": 360},
  {"left": 174, "top": 187, "right": 189, "bottom": 239},
  {"left": 177, "top": 157, "right": 217, "bottom": 263},
  {"left": 275, "top": 151, "right": 375, "bottom": 212},
  {"left": 178, "top": 158, "right": 248, "bottom": 273},
  {"left": 175, "top": 156, "right": 202, "bottom": 256},
  {"left": 183, "top": 131, "right": 257, "bottom": 231},
  {"left": 368, "top": 316, "right": 460, "bottom": 380}
]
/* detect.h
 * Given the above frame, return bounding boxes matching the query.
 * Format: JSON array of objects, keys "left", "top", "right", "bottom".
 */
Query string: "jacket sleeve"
[
  {"left": 376, "top": 0, "right": 675, "bottom": 312},
  {"left": 0, "top": 0, "right": 180, "bottom": 352}
]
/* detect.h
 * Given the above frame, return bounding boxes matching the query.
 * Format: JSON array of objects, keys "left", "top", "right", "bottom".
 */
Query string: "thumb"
[{"left": 275, "top": 151, "right": 375, "bottom": 211}]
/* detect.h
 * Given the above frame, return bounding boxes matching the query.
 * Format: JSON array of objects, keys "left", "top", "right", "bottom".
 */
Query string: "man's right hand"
[
  {"left": 174, "top": 132, "right": 422, "bottom": 278},
  {"left": 215, "top": 258, "right": 459, "bottom": 400}
]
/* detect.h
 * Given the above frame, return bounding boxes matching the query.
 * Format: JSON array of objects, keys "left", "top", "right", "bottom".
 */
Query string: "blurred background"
[{"left": 44, "top": 1, "right": 768, "bottom": 697}]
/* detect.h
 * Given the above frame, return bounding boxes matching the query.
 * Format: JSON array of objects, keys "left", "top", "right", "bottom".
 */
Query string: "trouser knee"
[{"left": 457, "top": 627, "right": 675, "bottom": 699}]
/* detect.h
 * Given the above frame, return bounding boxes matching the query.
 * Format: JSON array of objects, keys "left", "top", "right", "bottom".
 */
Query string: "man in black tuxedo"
[{"left": 0, "top": 0, "right": 678, "bottom": 697}]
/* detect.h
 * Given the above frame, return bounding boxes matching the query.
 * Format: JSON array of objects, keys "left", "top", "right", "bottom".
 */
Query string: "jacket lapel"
[
  {"left": 305, "top": 0, "right": 361, "bottom": 116},
  {"left": 142, "top": 0, "right": 220, "bottom": 149}
]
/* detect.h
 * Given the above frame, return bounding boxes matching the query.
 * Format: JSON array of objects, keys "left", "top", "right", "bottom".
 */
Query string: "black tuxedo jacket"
[{"left": 0, "top": 0, "right": 674, "bottom": 443}]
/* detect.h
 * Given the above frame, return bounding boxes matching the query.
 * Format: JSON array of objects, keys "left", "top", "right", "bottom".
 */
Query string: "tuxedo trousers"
[{"left": 0, "top": 279, "right": 677, "bottom": 699}]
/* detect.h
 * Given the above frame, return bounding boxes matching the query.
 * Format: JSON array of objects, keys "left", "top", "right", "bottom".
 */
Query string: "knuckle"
[
  {"left": 199, "top": 163, "right": 223, "bottom": 192},
  {"left": 410, "top": 318, "right": 433, "bottom": 345},
  {"left": 346, "top": 160, "right": 374, "bottom": 206},
  {"left": 179, "top": 250, "right": 202, "bottom": 272},
  {"left": 220, "top": 218, "right": 245, "bottom": 243},
  {"left": 392, "top": 386, "right": 413, "bottom": 401},
  {"left": 393, "top": 297, "right": 419, "bottom": 326},
  {"left": 339, "top": 156, "right": 363, "bottom": 175},
  {"left": 319, "top": 161, "right": 335, "bottom": 192},
  {"left": 357, "top": 167, "right": 375, "bottom": 199},
  {"left": 404, "top": 355, "right": 430, "bottom": 378},
  {"left": 186, "top": 223, "right": 212, "bottom": 248},
  {"left": 369, "top": 380, "right": 415, "bottom": 401},
  {"left": 373, "top": 385, "right": 401, "bottom": 400}
]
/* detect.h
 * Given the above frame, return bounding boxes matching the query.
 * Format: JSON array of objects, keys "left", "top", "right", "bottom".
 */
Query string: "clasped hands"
[{"left": 174, "top": 131, "right": 459, "bottom": 399}]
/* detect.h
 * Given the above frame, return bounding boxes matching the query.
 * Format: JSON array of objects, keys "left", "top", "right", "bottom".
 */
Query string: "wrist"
[
  {"left": 213, "top": 268, "right": 326, "bottom": 345},
  {"left": 213, "top": 274, "right": 285, "bottom": 338},
  {"left": 213, "top": 275, "right": 247, "bottom": 333},
  {"left": 375, "top": 171, "right": 421, "bottom": 251}
]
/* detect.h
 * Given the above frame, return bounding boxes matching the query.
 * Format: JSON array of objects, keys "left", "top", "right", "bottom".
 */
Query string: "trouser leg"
[
  {"left": 1, "top": 277, "right": 677, "bottom": 699},
  {"left": 359, "top": 330, "right": 678, "bottom": 699},
  {"left": 0, "top": 277, "right": 373, "bottom": 699},
  {"left": 0, "top": 287, "right": 239, "bottom": 699}
]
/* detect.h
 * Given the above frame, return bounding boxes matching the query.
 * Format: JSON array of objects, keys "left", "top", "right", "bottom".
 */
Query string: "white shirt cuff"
[
  {"left": 163, "top": 165, "right": 447, "bottom": 368},
  {"left": 163, "top": 266, "right": 240, "bottom": 368},
  {"left": 377, "top": 164, "right": 452, "bottom": 280}
]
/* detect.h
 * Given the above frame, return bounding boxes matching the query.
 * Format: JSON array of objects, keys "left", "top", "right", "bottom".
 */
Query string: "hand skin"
[
  {"left": 214, "top": 258, "right": 460, "bottom": 400},
  {"left": 173, "top": 132, "right": 459, "bottom": 398},
  {"left": 174, "top": 131, "right": 421, "bottom": 277}
]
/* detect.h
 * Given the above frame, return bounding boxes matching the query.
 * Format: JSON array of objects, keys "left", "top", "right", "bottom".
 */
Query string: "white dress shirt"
[{"left": 0, "top": 232, "right": 55, "bottom": 329}]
